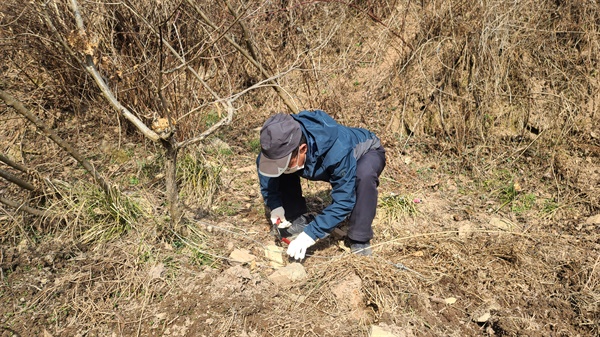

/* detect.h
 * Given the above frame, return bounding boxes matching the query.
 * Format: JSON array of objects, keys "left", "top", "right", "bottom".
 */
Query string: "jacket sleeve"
[
  {"left": 257, "top": 154, "right": 283, "bottom": 210},
  {"left": 304, "top": 152, "right": 357, "bottom": 240}
]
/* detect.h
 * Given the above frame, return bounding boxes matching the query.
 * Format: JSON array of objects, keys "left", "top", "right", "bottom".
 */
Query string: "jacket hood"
[{"left": 291, "top": 110, "right": 339, "bottom": 171}]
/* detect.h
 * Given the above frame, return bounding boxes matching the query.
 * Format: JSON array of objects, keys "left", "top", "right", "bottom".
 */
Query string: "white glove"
[
  {"left": 270, "top": 206, "right": 291, "bottom": 228},
  {"left": 286, "top": 232, "right": 316, "bottom": 260}
]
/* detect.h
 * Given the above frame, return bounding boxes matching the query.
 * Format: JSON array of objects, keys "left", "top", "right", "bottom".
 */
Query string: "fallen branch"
[
  {"left": 0, "top": 168, "right": 35, "bottom": 191},
  {"left": 0, "top": 196, "right": 47, "bottom": 217},
  {"left": 0, "top": 153, "right": 29, "bottom": 174}
]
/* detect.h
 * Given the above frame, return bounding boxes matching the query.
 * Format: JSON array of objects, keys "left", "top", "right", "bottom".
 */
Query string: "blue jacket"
[{"left": 258, "top": 110, "right": 381, "bottom": 240}]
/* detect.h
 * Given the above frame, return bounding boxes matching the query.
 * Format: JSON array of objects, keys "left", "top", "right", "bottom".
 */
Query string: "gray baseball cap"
[{"left": 258, "top": 113, "right": 302, "bottom": 177}]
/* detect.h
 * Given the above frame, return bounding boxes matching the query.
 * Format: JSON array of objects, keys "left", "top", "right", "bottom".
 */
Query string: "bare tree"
[
  {"left": 42, "top": 0, "right": 309, "bottom": 231},
  {"left": 1, "top": 0, "right": 334, "bottom": 231}
]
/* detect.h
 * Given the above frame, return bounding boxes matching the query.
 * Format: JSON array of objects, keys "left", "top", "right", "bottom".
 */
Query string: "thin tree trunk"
[{"left": 162, "top": 138, "right": 181, "bottom": 229}]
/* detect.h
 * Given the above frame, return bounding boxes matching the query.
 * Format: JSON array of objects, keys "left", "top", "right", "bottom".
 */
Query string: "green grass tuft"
[
  {"left": 44, "top": 181, "right": 143, "bottom": 243},
  {"left": 541, "top": 198, "right": 562, "bottom": 219},
  {"left": 249, "top": 138, "right": 261, "bottom": 153},
  {"left": 177, "top": 150, "right": 222, "bottom": 209},
  {"left": 80, "top": 188, "right": 142, "bottom": 243},
  {"left": 379, "top": 193, "right": 419, "bottom": 223},
  {"left": 511, "top": 193, "right": 536, "bottom": 215},
  {"left": 201, "top": 110, "right": 221, "bottom": 128}
]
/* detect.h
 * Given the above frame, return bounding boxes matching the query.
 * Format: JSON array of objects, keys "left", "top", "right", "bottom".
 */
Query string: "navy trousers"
[{"left": 278, "top": 146, "right": 386, "bottom": 242}]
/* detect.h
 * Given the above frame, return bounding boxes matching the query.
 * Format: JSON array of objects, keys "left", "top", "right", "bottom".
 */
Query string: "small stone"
[
  {"left": 264, "top": 245, "right": 284, "bottom": 267},
  {"left": 269, "top": 261, "right": 284, "bottom": 269},
  {"left": 268, "top": 263, "right": 307, "bottom": 286},
  {"left": 585, "top": 214, "right": 600, "bottom": 224},
  {"left": 148, "top": 263, "right": 165, "bottom": 279},
  {"left": 444, "top": 297, "right": 457, "bottom": 305},
  {"left": 331, "top": 228, "right": 346, "bottom": 239},
  {"left": 490, "top": 217, "right": 516, "bottom": 231},
  {"left": 458, "top": 222, "right": 474, "bottom": 238},
  {"left": 17, "top": 239, "right": 28, "bottom": 253},
  {"left": 371, "top": 325, "right": 398, "bottom": 337},
  {"left": 289, "top": 294, "right": 306, "bottom": 303},
  {"left": 229, "top": 249, "right": 256, "bottom": 264},
  {"left": 475, "top": 312, "right": 491, "bottom": 323}
]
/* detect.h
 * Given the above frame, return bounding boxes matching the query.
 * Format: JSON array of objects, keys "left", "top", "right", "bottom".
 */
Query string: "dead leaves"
[{"left": 67, "top": 30, "right": 98, "bottom": 56}]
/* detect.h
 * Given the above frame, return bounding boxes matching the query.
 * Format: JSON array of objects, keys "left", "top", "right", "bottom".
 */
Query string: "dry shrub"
[
  {"left": 373, "top": 0, "right": 600, "bottom": 211},
  {"left": 2, "top": 1, "right": 250, "bottom": 138},
  {"left": 384, "top": 0, "right": 599, "bottom": 148},
  {"left": 23, "top": 239, "right": 170, "bottom": 335}
]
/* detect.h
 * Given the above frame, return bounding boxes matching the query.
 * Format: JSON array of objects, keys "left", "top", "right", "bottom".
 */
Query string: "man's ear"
[{"left": 299, "top": 143, "right": 308, "bottom": 155}]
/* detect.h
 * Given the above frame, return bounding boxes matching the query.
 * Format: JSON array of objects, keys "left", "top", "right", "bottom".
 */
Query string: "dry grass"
[
  {"left": 0, "top": 0, "right": 599, "bottom": 336},
  {"left": 289, "top": 225, "right": 600, "bottom": 336}
]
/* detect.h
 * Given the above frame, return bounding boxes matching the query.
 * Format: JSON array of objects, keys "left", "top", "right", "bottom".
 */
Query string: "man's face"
[{"left": 288, "top": 143, "right": 307, "bottom": 169}]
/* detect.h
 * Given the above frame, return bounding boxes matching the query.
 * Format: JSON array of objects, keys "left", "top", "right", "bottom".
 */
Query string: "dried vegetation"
[{"left": 0, "top": 0, "right": 599, "bottom": 336}]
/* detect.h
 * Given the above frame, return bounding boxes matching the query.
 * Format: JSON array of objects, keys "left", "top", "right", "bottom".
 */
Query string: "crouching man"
[{"left": 257, "top": 110, "right": 386, "bottom": 260}]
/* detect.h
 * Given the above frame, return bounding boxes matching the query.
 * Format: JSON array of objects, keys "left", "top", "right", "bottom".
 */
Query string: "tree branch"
[
  {"left": 0, "top": 168, "right": 35, "bottom": 191},
  {"left": 0, "top": 153, "right": 29, "bottom": 174},
  {"left": 0, "top": 196, "right": 48, "bottom": 217},
  {"left": 176, "top": 100, "right": 235, "bottom": 149},
  {"left": 0, "top": 90, "right": 113, "bottom": 198},
  {"left": 223, "top": 0, "right": 260, "bottom": 63},
  {"left": 185, "top": 0, "right": 299, "bottom": 112},
  {"left": 67, "top": 0, "right": 161, "bottom": 142}
]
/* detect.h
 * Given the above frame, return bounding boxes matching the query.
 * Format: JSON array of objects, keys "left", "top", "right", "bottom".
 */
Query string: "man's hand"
[
  {"left": 270, "top": 206, "right": 291, "bottom": 228},
  {"left": 286, "top": 232, "right": 315, "bottom": 260}
]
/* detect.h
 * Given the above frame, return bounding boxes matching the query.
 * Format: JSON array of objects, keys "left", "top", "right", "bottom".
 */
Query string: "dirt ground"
[{"left": 1, "top": 128, "right": 599, "bottom": 336}]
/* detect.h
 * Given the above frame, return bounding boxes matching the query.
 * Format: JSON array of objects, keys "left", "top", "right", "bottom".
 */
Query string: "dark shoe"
[
  {"left": 348, "top": 240, "right": 372, "bottom": 256},
  {"left": 279, "top": 214, "right": 315, "bottom": 240}
]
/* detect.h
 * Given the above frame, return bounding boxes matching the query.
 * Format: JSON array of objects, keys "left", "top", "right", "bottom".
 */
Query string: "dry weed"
[{"left": 1, "top": 1, "right": 599, "bottom": 336}]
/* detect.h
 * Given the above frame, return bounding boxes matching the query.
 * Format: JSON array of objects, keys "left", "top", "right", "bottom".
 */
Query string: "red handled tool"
[{"left": 276, "top": 219, "right": 291, "bottom": 245}]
